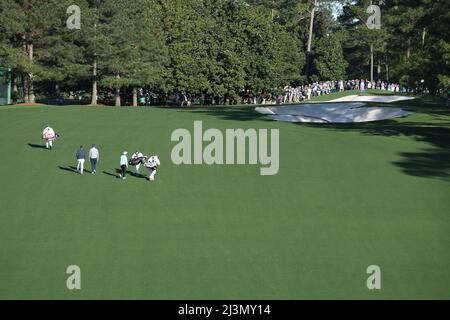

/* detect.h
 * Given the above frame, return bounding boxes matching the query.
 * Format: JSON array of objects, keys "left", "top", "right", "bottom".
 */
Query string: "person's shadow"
[
  {"left": 103, "top": 170, "right": 120, "bottom": 178},
  {"left": 58, "top": 166, "right": 91, "bottom": 174},
  {"left": 127, "top": 170, "right": 148, "bottom": 179},
  {"left": 58, "top": 166, "right": 76, "bottom": 173},
  {"left": 103, "top": 169, "right": 148, "bottom": 179},
  {"left": 28, "top": 143, "right": 47, "bottom": 149}
]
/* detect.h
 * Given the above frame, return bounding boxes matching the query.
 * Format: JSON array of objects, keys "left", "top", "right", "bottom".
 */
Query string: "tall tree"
[
  {"left": 383, "top": 0, "right": 449, "bottom": 92},
  {"left": 94, "top": 0, "right": 167, "bottom": 106},
  {"left": 314, "top": 31, "right": 348, "bottom": 80},
  {"left": 339, "top": 0, "right": 387, "bottom": 81}
]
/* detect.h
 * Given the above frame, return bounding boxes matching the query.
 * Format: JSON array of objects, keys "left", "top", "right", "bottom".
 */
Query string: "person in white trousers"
[
  {"left": 42, "top": 126, "right": 56, "bottom": 149},
  {"left": 76, "top": 145, "right": 86, "bottom": 175},
  {"left": 144, "top": 156, "right": 161, "bottom": 181}
]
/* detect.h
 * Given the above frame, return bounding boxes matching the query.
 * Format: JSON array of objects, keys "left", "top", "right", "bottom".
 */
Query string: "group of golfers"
[
  {"left": 75, "top": 144, "right": 99, "bottom": 175},
  {"left": 119, "top": 151, "right": 161, "bottom": 181},
  {"left": 43, "top": 125, "right": 160, "bottom": 182}
]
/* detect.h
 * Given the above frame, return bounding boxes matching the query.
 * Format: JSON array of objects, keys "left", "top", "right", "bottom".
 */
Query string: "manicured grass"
[
  {"left": 309, "top": 89, "right": 362, "bottom": 101},
  {"left": 0, "top": 97, "right": 449, "bottom": 299}
]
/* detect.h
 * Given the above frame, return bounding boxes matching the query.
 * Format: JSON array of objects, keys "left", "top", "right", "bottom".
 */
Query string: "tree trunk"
[
  {"left": 115, "top": 88, "right": 121, "bottom": 107},
  {"left": 307, "top": 0, "right": 317, "bottom": 53},
  {"left": 115, "top": 74, "right": 121, "bottom": 107},
  {"left": 270, "top": 0, "right": 275, "bottom": 21},
  {"left": 386, "top": 63, "right": 389, "bottom": 82},
  {"left": 370, "top": 44, "right": 374, "bottom": 82},
  {"left": 422, "top": 28, "right": 426, "bottom": 46},
  {"left": 377, "top": 58, "right": 381, "bottom": 81},
  {"left": 55, "top": 84, "right": 60, "bottom": 103},
  {"left": 132, "top": 88, "right": 138, "bottom": 107},
  {"left": 369, "top": 0, "right": 374, "bottom": 83},
  {"left": 24, "top": 79, "right": 29, "bottom": 103},
  {"left": 91, "top": 56, "right": 98, "bottom": 106},
  {"left": 27, "top": 43, "right": 35, "bottom": 103},
  {"left": 306, "top": 0, "right": 317, "bottom": 79},
  {"left": 406, "top": 38, "right": 411, "bottom": 60},
  {"left": 12, "top": 73, "right": 18, "bottom": 104}
]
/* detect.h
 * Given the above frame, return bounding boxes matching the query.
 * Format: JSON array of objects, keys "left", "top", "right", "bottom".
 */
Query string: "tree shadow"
[
  {"left": 394, "top": 148, "right": 450, "bottom": 179},
  {"left": 166, "top": 97, "right": 450, "bottom": 180},
  {"left": 305, "top": 120, "right": 450, "bottom": 180},
  {"left": 28, "top": 143, "right": 47, "bottom": 149},
  {"left": 385, "top": 96, "right": 449, "bottom": 117},
  {"left": 173, "top": 107, "right": 269, "bottom": 122}
]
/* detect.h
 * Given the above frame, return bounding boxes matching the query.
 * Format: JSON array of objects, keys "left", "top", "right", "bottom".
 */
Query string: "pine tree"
[{"left": 314, "top": 31, "right": 348, "bottom": 80}]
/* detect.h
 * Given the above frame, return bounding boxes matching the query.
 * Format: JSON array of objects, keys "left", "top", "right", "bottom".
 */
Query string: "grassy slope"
[{"left": 0, "top": 97, "right": 449, "bottom": 300}]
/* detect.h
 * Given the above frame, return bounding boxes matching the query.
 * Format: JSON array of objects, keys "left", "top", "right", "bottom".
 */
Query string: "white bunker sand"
[{"left": 255, "top": 101, "right": 412, "bottom": 124}]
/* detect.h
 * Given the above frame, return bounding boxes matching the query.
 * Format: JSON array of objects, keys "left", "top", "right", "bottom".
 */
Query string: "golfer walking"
[
  {"left": 76, "top": 145, "right": 86, "bottom": 175},
  {"left": 89, "top": 144, "right": 100, "bottom": 174},
  {"left": 131, "top": 151, "right": 144, "bottom": 177},
  {"left": 42, "top": 125, "right": 56, "bottom": 150},
  {"left": 119, "top": 151, "right": 128, "bottom": 180}
]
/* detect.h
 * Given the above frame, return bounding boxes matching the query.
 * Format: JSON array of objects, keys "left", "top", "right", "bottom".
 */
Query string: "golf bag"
[
  {"left": 129, "top": 156, "right": 145, "bottom": 166},
  {"left": 42, "top": 131, "right": 59, "bottom": 141}
]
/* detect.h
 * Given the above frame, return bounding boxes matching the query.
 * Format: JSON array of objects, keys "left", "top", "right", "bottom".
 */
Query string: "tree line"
[{"left": 0, "top": 0, "right": 448, "bottom": 106}]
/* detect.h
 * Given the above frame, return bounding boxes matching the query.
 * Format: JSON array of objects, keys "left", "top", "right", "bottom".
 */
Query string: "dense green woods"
[{"left": 0, "top": 0, "right": 448, "bottom": 105}]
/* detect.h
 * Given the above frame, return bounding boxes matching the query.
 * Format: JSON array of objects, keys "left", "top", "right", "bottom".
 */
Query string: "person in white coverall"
[
  {"left": 144, "top": 156, "right": 161, "bottom": 181},
  {"left": 42, "top": 126, "right": 56, "bottom": 149}
]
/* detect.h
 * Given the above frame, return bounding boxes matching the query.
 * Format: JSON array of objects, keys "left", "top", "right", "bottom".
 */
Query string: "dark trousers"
[
  {"left": 121, "top": 165, "right": 127, "bottom": 177},
  {"left": 90, "top": 158, "right": 98, "bottom": 172}
]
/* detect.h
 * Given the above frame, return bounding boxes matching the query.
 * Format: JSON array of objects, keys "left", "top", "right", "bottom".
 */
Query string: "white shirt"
[
  {"left": 145, "top": 156, "right": 160, "bottom": 168},
  {"left": 89, "top": 147, "right": 99, "bottom": 159},
  {"left": 43, "top": 127, "right": 55, "bottom": 140},
  {"left": 132, "top": 152, "right": 144, "bottom": 159}
]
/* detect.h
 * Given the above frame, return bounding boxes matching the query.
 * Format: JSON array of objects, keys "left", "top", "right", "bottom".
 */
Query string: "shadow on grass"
[
  {"left": 164, "top": 96, "right": 449, "bottom": 180},
  {"left": 58, "top": 166, "right": 77, "bottom": 174},
  {"left": 103, "top": 169, "right": 147, "bottom": 179},
  {"left": 70, "top": 166, "right": 91, "bottom": 174},
  {"left": 171, "top": 107, "right": 269, "bottom": 122},
  {"left": 58, "top": 166, "right": 91, "bottom": 174},
  {"left": 305, "top": 119, "right": 450, "bottom": 180},
  {"left": 103, "top": 170, "right": 118, "bottom": 178},
  {"left": 126, "top": 170, "right": 148, "bottom": 179},
  {"left": 394, "top": 148, "right": 450, "bottom": 179},
  {"left": 387, "top": 96, "right": 450, "bottom": 117},
  {"left": 28, "top": 143, "right": 47, "bottom": 149}
]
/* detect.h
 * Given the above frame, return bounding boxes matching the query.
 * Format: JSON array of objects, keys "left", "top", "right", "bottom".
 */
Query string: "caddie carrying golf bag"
[{"left": 129, "top": 156, "right": 145, "bottom": 166}]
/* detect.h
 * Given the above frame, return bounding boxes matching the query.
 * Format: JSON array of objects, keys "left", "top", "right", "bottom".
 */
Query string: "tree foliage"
[{"left": 0, "top": 0, "right": 448, "bottom": 104}]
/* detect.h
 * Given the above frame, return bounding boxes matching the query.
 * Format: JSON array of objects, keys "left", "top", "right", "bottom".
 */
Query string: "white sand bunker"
[
  {"left": 255, "top": 102, "right": 412, "bottom": 123},
  {"left": 330, "top": 95, "right": 415, "bottom": 103}
]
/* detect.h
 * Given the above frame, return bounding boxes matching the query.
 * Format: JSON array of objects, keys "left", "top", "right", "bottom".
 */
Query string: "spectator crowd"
[{"left": 255, "top": 79, "right": 408, "bottom": 105}]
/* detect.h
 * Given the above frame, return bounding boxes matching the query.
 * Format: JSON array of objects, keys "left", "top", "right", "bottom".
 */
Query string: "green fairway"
[{"left": 0, "top": 99, "right": 449, "bottom": 300}]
